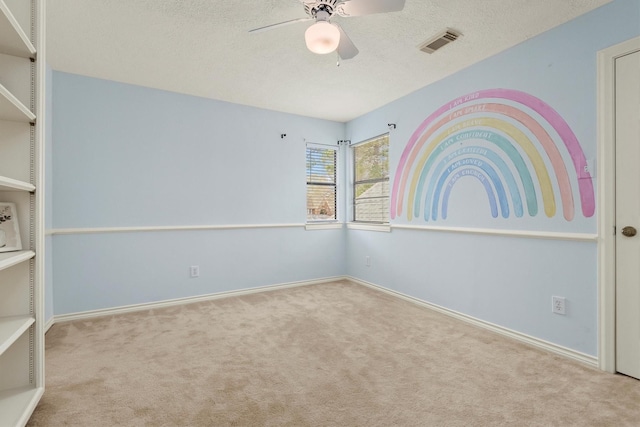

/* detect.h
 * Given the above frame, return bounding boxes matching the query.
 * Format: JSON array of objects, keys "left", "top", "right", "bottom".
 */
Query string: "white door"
[{"left": 615, "top": 49, "right": 640, "bottom": 379}]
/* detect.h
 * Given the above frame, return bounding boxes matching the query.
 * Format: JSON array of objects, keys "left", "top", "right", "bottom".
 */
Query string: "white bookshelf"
[
  {"left": 0, "top": 386, "right": 44, "bottom": 427},
  {"left": 0, "top": 316, "right": 34, "bottom": 355},
  {"left": 0, "top": 0, "right": 45, "bottom": 426},
  {"left": 0, "top": 1, "right": 35, "bottom": 58},
  {"left": 0, "top": 251, "right": 35, "bottom": 271},
  {"left": 0, "top": 82, "right": 35, "bottom": 122},
  {"left": 0, "top": 176, "right": 35, "bottom": 192}
]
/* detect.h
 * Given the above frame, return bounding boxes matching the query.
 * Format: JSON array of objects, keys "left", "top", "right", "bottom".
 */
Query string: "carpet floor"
[{"left": 27, "top": 280, "right": 640, "bottom": 426}]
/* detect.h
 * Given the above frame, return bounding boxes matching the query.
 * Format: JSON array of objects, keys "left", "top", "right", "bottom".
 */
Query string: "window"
[
  {"left": 306, "top": 146, "right": 337, "bottom": 222},
  {"left": 353, "top": 134, "right": 389, "bottom": 223}
]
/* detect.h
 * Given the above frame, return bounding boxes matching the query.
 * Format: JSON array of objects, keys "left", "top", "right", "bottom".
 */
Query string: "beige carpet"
[{"left": 28, "top": 280, "right": 640, "bottom": 426}]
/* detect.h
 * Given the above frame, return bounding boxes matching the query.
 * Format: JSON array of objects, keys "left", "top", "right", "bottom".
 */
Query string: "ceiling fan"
[{"left": 249, "top": 0, "right": 406, "bottom": 60}]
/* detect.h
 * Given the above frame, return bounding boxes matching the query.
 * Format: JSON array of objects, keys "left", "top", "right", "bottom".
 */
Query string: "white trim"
[
  {"left": 597, "top": 36, "right": 640, "bottom": 374},
  {"left": 53, "top": 276, "right": 345, "bottom": 323},
  {"left": 305, "top": 222, "right": 343, "bottom": 230},
  {"left": 391, "top": 224, "right": 597, "bottom": 242},
  {"left": 33, "top": 0, "right": 48, "bottom": 394},
  {"left": 347, "top": 276, "right": 599, "bottom": 368},
  {"left": 48, "top": 223, "right": 305, "bottom": 236},
  {"left": 347, "top": 222, "right": 391, "bottom": 232}
]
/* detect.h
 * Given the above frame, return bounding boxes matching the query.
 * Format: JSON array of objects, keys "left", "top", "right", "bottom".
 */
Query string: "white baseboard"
[
  {"left": 49, "top": 274, "right": 599, "bottom": 369},
  {"left": 347, "top": 276, "right": 599, "bottom": 368},
  {"left": 53, "top": 276, "right": 347, "bottom": 324},
  {"left": 44, "top": 316, "right": 55, "bottom": 333}
]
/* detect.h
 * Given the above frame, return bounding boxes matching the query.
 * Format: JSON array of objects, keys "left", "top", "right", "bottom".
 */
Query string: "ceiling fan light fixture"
[{"left": 305, "top": 21, "right": 340, "bottom": 54}]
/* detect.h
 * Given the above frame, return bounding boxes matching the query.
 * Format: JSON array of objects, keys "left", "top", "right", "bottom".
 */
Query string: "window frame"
[
  {"left": 352, "top": 133, "right": 390, "bottom": 225},
  {"left": 305, "top": 143, "right": 339, "bottom": 224}
]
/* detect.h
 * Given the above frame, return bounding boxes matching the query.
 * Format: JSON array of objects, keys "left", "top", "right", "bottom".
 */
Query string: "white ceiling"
[{"left": 46, "top": 0, "right": 611, "bottom": 123}]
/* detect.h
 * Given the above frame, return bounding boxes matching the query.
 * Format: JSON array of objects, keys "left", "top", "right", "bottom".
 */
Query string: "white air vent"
[{"left": 419, "top": 29, "right": 461, "bottom": 54}]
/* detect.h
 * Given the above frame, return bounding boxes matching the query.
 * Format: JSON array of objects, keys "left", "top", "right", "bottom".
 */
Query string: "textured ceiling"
[{"left": 46, "top": 0, "right": 612, "bottom": 122}]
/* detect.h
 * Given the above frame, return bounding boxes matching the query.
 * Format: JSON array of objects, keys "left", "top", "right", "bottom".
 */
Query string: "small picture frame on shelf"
[{"left": 0, "top": 202, "right": 22, "bottom": 252}]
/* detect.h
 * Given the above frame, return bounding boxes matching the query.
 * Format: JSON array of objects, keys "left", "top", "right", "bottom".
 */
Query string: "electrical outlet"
[
  {"left": 190, "top": 265, "right": 200, "bottom": 278},
  {"left": 365, "top": 256, "right": 371, "bottom": 267},
  {"left": 552, "top": 296, "right": 566, "bottom": 315}
]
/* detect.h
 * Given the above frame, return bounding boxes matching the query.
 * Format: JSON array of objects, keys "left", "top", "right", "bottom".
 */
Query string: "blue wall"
[
  {"left": 346, "top": 0, "right": 640, "bottom": 356},
  {"left": 48, "top": 0, "right": 640, "bottom": 357},
  {"left": 50, "top": 73, "right": 346, "bottom": 314}
]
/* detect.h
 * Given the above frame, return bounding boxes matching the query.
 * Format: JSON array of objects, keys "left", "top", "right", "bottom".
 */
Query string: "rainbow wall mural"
[{"left": 390, "top": 89, "right": 595, "bottom": 223}]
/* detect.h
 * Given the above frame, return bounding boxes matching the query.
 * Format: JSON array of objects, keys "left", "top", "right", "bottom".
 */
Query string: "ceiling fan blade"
[
  {"left": 337, "top": 0, "right": 406, "bottom": 17},
  {"left": 248, "top": 17, "right": 312, "bottom": 34},
  {"left": 335, "top": 24, "right": 359, "bottom": 59}
]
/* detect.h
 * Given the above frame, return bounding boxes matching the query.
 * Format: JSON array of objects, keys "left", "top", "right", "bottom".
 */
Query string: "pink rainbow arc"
[{"left": 390, "top": 89, "right": 595, "bottom": 220}]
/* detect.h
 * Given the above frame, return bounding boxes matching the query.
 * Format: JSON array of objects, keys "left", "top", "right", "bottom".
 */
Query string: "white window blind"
[{"left": 306, "top": 146, "right": 337, "bottom": 221}]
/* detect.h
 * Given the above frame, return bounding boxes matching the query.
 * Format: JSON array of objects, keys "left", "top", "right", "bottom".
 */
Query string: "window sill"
[
  {"left": 305, "top": 223, "right": 344, "bottom": 231},
  {"left": 347, "top": 223, "right": 391, "bottom": 232}
]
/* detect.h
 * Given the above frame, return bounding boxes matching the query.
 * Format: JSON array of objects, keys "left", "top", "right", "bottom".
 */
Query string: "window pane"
[
  {"left": 307, "top": 148, "right": 336, "bottom": 184},
  {"left": 354, "top": 136, "right": 389, "bottom": 182},
  {"left": 307, "top": 147, "right": 337, "bottom": 221},
  {"left": 354, "top": 181, "right": 389, "bottom": 222},
  {"left": 353, "top": 135, "right": 390, "bottom": 223},
  {"left": 307, "top": 184, "right": 336, "bottom": 221}
]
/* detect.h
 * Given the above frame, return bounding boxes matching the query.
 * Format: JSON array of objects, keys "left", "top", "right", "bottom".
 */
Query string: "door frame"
[{"left": 597, "top": 36, "right": 640, "bottom": 373}]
